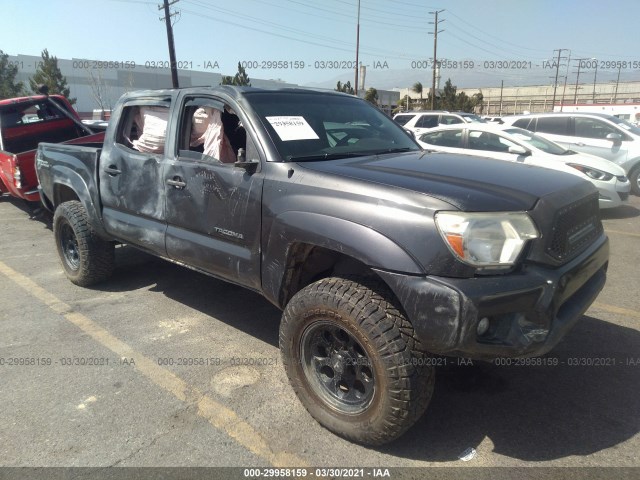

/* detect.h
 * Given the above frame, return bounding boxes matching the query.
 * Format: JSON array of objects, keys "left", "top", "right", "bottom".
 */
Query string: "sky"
[{"left": 2, "top": 0, "right": 639, "bottom": 90}]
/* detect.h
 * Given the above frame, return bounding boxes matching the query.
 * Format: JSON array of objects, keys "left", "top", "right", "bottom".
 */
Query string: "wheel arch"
[
  {"left": 49, "top": 167, "right": 109, "bottom": 239},
  {"left": 627, "top": 157, "right": 640, "bottom": 194},
  {"left": 261, "top": 211, "right": 424, "bottom": 308}
]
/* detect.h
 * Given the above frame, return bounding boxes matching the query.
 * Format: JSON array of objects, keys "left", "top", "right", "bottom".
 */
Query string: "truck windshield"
[{"left": 247, "top": 93, "right": 420, "bottom": 161}]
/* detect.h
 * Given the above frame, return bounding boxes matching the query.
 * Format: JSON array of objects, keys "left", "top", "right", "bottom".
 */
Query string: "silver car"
[
  {"left": 416, "top": 124, "right": 630, "bottom": 209},
  {"left": 501, "top": 112, "right": 640, "bottom": 195}
]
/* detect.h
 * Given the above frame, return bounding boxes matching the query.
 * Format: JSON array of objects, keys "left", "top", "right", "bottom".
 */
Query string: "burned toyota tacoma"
[{"left": 36, "top": 86, "right": 609, "bottom": 445}]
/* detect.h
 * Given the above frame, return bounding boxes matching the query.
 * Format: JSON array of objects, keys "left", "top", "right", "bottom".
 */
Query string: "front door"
[
  {"left": 569, "top": 116, "right": 629, "bottom": 165},
  {"left": 164, "top": 95, "right": 264, "bottom": 290}
]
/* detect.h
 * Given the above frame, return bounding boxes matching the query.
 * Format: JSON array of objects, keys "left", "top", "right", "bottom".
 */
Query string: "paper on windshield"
[{"left": 266, "top": 116, "right": 319, "bottom": 141}]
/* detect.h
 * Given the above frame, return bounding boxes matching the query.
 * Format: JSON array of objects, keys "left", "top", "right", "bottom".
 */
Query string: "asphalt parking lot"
[{"left": 0, "top": 194, "right": 638, "bottom": 478}]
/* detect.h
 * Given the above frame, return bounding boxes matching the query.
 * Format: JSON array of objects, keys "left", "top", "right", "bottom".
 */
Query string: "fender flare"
[
  {"left": 49, "top": 164, "right": 110, "bottom": 239},
  {"left": 261, "top": 211, "right": 424, "bottom": 307}
]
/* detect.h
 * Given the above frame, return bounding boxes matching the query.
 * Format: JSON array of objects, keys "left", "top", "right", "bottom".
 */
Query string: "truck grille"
[{"left": 545, "top": 193, "right": 602, "bottom": 262}]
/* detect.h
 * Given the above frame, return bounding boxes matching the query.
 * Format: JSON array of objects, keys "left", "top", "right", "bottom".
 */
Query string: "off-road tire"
[
  {"left": 280, "top": 276, "right": 434, "bottom": 446},
  {"left": 53, "top": 200, "right": 114, "bottom": 287}
]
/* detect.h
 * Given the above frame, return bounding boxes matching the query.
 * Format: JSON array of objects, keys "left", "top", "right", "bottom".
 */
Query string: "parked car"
[
  {"left": 393, "top": 110, "right": 486, "bottom": 136},
  {"left": 501, "top": 112, "right": 640, "bottom": 195},
  {"left": 37, "top": 86, "right": 608, "bottom": 445},
  {"left": 416, "top": 124, "right": 630, "bottom": 209},
  {"left": 0, "top": 93, "right": 104, "bottom": 202}
]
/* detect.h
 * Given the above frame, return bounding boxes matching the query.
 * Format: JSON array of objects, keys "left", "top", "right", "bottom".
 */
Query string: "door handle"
[
  {"left": 167, "top": 177, "right": 186, "bottom": 189},
  {"left": 104, "top": 165, "right": 122, "bottom": 176},
  {"left": 574, "top": 142, "right": 585, "bottom": 147}
]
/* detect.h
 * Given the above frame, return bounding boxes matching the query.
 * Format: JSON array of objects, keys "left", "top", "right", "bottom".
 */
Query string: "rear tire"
[
  {"left": 53, "top": 201, "right": 114, "bottom": 286},
  {"left": 280, "top": 276, "right": 434, "bottom": 445}
]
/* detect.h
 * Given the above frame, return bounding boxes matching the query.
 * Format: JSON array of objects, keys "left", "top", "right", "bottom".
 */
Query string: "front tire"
[
  {"left": 53, "top": 201, "right": 114, "bottom": 287},
  {"left": 280, "top": 276, "right": 434, "bottom": 445},
  {"left": 629, "top": 166, "right": 640, "bottom": 196}
]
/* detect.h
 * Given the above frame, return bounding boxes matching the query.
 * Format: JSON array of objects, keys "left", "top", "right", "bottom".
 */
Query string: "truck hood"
[{"left": 297, "top": 151, "right": 594, "bottom": 212}]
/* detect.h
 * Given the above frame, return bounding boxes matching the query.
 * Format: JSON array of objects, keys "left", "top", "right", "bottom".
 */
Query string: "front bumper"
[
  {"left": 597, "top": 178, "right": 630, "bottom": 209},
  {"left": 374, "top": 234, "right": 609, "bottom": 360}
]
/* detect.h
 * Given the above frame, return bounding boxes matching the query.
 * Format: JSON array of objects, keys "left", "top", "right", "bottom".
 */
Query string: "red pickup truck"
[{"left": 0, "top": 94, "right": 104, "bottom": 202}]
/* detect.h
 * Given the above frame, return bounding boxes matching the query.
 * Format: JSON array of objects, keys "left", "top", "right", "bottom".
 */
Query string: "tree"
[
  {"left": 364, "top": 87, "right": 378, "bottom": 106},
  {"left": 392, "top": 95, "right": 411, "bottom": 114},
  {"left": 87, "top": 70, "right": 112, "bottom": 120},
  {"left": 440, "top": 79, "right": 458, "bottom": 110},
  {"left": 411, "top": 81, "right": 423, "bottom": 104},
  {"left": 425, "top": 78, "right": 483, "bottom": 113},
  {"left": 335, "top": 80, "right": 355, "bottom": 94},
  {"left": 221, "top": 62, "right": 251, "bottom": 86},
  {"left": 472, "top": 91, "right": 484, "bottom": 114},
  {"left": 29, "top": 49, "right": 75, "bottom": 104},
  {"left": 0, "top": 50, "right": 24, "bottom": 99}
]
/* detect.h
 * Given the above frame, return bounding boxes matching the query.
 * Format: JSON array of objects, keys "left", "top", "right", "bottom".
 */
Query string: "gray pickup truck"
[{"left": 36, "top": 86, "right": 609, "bottom": 445}]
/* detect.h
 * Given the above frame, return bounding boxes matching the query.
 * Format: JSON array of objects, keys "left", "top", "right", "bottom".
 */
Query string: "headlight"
[
  {"left": 435, "top": 212, "right": 539, "bottom": 267},
  {"left": 566, "top": 163, "right": 613, "bottom": 181}
]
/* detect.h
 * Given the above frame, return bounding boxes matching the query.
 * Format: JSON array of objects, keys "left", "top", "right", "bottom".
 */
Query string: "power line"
[{"left": 183, "top": 0, "right": 426, "bottom": 60}]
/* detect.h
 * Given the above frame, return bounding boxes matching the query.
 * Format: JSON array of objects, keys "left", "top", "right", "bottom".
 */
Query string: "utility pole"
[
  {"left": 499, "top": 80, "right": 503, "bottom": 115},
  {"left": 159, "top": 0, "right": 180, "bottom": 88},
  {"left": 559, "top": 52, "right": 571, "bottom": 111},
  {"left": 614, "top": 62, "right": 622, "bottom": 102},
  {"left": 429, "top": 9, "right": 445, "bottom": 110},
  {"left": 551, "top": 48, "right": 569, "bottom": 111},
  {"left": 573, "top": 58, "right": 589, "bottom": 104},
  {"left": 354, "top": 0, "right": 361, "bottom": 96},
  {"left": 592, "top": 60, "right": 599, "bottom": 103}
]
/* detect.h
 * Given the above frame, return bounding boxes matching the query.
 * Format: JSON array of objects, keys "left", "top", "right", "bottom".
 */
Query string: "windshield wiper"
[
  {"left": 287, "top": 152, "right": 367, "bottom": 162},
  {"left": 369, "top": 147, "right": 415, "bottom": 155},
  {"left": 288, "top": 147, "right": 416, "bottom": 162}
]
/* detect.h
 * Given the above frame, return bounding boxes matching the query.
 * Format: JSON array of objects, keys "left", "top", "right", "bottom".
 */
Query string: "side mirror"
[
  {"left": 234, "top": 148, "right": 259, "bottom": 172},
  {"left": 508, "top": 145, "right": 530, "bottom": 156},
  {"left": 606, "top": 132, "right": 622, "bottom": 143}
]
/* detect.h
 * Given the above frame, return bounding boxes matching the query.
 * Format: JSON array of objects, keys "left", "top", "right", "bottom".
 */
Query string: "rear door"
[
  {"left": 163, "top": 94, "right": 264, "bottom": 290},
  {"left": 418, "top": 128, "right": 464, "bottom": 153},
  {"left": 466, "top": 129, "right": 525, "bottom": 162},
  {"left": 99, "top": 96, "right": 171, "bottom": 255},
  {"left": 529, "top": 116, "right": 572, "bottom": 148}
]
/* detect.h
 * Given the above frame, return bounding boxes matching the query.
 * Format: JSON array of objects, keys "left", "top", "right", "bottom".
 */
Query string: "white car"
[
  {"left": 393, "top": 111, "right": 485, "bottom": 137},
  {"left": 416, "top": 124, "right": 630, "bottom": 209},
  {"left": 500, "top": 112, "right": 640, "bottom": 195}
]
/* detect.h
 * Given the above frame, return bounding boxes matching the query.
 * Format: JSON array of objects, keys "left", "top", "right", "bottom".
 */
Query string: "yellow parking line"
[
  {"left": 604, "top": 229, "right": 640, "bottom": 238},
  {"left": 0, "top": 261, "right": 307, "bottom": 468},
  {"left": 592, "top": 302, "right": 640, "bottom": 321}
]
